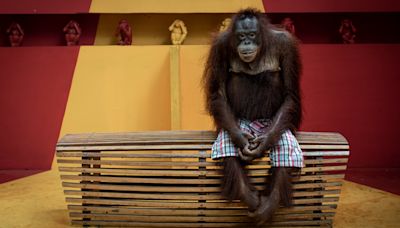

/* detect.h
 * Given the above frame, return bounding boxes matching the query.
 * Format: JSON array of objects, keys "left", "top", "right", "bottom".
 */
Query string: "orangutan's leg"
[
  {"left": 221, "top": 157, "right": 260, "bottom": 211},
  {"left": 255, "top": 167, "right": 295, "bottom": 225}
]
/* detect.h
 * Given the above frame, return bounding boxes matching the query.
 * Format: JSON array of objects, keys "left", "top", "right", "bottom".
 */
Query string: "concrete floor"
[{"left": 0, "top": 168, "right": 399, "bottom": 228}]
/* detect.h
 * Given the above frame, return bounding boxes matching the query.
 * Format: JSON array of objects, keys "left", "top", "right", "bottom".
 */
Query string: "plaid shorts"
[{"left": 211, "top": 119, "right": 303, "bottom": 168}]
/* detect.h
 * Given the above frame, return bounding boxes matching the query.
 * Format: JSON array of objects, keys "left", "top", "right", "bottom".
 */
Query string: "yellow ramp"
[{"left": 60, "top": 46, "right": 171, "bottom": 136}]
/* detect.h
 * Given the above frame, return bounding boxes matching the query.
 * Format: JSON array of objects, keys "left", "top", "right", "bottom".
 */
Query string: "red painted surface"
[
  {"left": 267, "top": 13, "right": 400, "bottom": 44},
  {"left": 263, "top": 0, "right": 400, "bottom": 12},
  {"left": 346, "top": 168, "right": 400, "bottom": 195},
  {"left": 0, "top": 0, "right": 92, "bottom": 14},
  {"left": 299, "top": 44, "right": 400, "bottom": 169},
  {"left": 0, "top": 14, "right": 99, "bottom": 46},
  {"left": 0, "top": 47, "right": 79, "bottom": 173}
]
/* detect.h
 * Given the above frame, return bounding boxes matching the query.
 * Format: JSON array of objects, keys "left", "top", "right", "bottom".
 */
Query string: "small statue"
[
  {"left": 63, "top": 20, "right": 81, "bottom": 46},
  {"left": 339, "top": 19, "right": 356, "bottom": 44},
  {"left": 169, "top": 19, "right": 187, "bottom": 45},
  {"left": 6, "top": 22, "right": 24, "bottom": 47},
  {"left": 219, "top": 18, "right": 232, "bottom": 32},
  {"left": 115, "top": 19, "right": 132, "bottom": 45},
  {"left": 280, "top": 17, "right": 295, "bottom": 35}
]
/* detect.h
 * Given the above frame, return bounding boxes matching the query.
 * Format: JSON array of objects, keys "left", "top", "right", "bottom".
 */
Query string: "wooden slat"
[
  {"left": 62, "top": 181, "right": 342, "bottom": 192},
  {"left": 303, "top": 151, "right": 349, "bottom": 156},
  {"left": 57, "top": 159, "right": 223, "bottom": 167},
  {"left": 56, "top": 144, "right": 213, "bottom": 151},
  {"left": 58, "top": 165, "right": 346, "bottom": 177},
  {"left": 57, "top": 150, "right": 350, "bottom": 158},
  {"left": 60, "top": 174, "right": 345, "bottom": 185},
  {"left": 57, "top": 152, "right": 209, "bottom": 158},
  {"left": 292, "top": 174, "right": 345, "bottom": 181},
  {"left": 301, "top": 165, "right": 347, "bottom": 173},
  {"left": 65, "top": 197, "right": 339, "bottom": 208},
  {"left": 67, "top": 204, "right": 337, "bottom": 215},
  {"left": 71, "top": 220, "right": 332, "bottom": 227},
  {"left": 57, "top": 158, "right": 348, "bottom": 166},
  {"left": 63, "top": 189, "right": 340, "bottom": 200},
  {"left": 58, "top": 131, "right": 347, "bottom": 147},
  {"left": 303, "top": 158, "right": 348, "bottom": 164},
  {"left": 69, "top": 212, "right": 335, "bottom": 222},
  {"left": 56, "top": 144, "right": 349, "bottom": 151}
]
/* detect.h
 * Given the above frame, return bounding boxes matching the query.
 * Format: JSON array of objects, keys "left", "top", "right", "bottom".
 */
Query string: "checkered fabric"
[{"left": 211, "top": 119, "right": 303, "bottom": 168}]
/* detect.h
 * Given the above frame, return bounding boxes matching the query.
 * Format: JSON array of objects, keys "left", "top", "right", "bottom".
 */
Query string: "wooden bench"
[{"left": 56, "top": 131, "right": 349, "bottom": 227}]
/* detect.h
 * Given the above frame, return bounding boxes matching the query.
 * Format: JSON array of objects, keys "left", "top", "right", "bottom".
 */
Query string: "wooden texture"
[
  {"left": 170, "top": 46, "right": 181, "bottom": 130},
  {"left": 56, "top": 130, "right": 349, "bottom": 227}
]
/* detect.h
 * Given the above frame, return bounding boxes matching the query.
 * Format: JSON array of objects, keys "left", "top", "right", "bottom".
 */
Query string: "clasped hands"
[{"left": 231, "top": 130, "right": 272, "bottom": 162}]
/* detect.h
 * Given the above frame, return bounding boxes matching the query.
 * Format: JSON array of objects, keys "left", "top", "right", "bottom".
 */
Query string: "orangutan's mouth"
[{"left": 241, "top": 51, "right": 256, "bottom": 57}]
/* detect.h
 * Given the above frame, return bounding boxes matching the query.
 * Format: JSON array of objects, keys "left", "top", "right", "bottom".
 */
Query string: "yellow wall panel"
[
  {"left": 90, "top": 0, "right": 264, "bottom": 13},
  {"left": 179, "top": 45, "right": 214, "bottom": 130},
  {"left": 60, "top": 46, "right": 171, "bottom": 136}
]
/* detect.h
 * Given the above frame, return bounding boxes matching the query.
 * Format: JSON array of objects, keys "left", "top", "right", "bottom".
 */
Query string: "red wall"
[
  {"left": 0, "top": 14, "right": 99, "bottom": 46},
  {"left": 0, "top": 47, "right": 79, "bottom": 170},
  {"left": 300, "top": 44, "right": 400, "bottom": 168},
  {"left": 267, "top": 13, "right": 400, "bottom": 44},
  {"left": 0, "top": 0, "right": 91, "bottom": 14},
  {"left": 263, "top": 0, "right": 400, "bottom": 12}
]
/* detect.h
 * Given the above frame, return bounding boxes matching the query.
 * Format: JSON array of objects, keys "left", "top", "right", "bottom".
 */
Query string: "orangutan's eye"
[
  {"left": 248, "top": 33, "right": 256, "bottom": 39},
  {"left": 238, "top": 34, "right": 246, "bottom": 40}
]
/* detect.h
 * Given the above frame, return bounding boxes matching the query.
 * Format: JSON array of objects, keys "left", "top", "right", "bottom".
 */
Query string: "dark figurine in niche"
[
  {"left": 280, "top": 17, "right": 295, "bottom": 35},
  {"left": 63, "top": 20, "right": 81, "bottom": 46},
  {"left": 7, "top": 22, "right": 24, "bottom": 47},
  {"left": 339, "top": 19, "right": 356, "bottom": 44},
  {"left": 203, "top": 9, "right": 303, "bottom": 225},
  {"left": 115, "top": 19, "right": 132, "bottom": 45}
]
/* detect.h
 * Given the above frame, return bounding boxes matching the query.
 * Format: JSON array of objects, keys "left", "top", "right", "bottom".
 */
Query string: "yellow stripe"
[
  {"left": 90, "top": 0, "right": 264, "bottom": 13},
  {"left": 170, "top": 45, "right": 181, "bottom": 130}
]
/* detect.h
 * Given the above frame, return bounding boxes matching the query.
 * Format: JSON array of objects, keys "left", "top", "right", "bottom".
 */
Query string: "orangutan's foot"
[
  {"left": 248, "top": 210, "right": 256, "bottom": 218},
  {"left": 246, "top": 190, "right": 260, "bottom": 218},
  {"left": 254, "top": 194, "right": 280, "bottom": 225}
]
